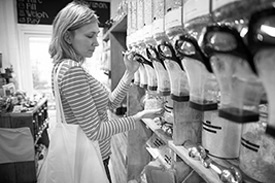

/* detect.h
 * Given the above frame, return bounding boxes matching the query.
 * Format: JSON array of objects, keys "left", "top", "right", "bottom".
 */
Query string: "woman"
[{"left": 49, "top": 1, "right": 163, "bottom": 182}]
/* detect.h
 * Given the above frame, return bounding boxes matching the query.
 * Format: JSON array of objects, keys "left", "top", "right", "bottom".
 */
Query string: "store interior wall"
[
  {"left": 0, "top": 0, "right": 22, "bottom": 90},
  {"left": 0, "top": 0, "right": 116, "bottom": 98}
]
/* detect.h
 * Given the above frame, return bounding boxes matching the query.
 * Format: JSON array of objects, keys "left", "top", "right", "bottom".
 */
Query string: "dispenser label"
[
  {"left": 212, "top": 0, "right": 240, "bottom": 10},
  {"left": 152, "top": 18, "right": 165, "bottom": 34},
  {"left": 143, "top": 24, "right": 153, "bottom": 38},
  {"left": 164, "top": 7, "right": 182, "bottom": 31},
  {"left": 183, "top": 0, "right": 210, "bottom": 23}
]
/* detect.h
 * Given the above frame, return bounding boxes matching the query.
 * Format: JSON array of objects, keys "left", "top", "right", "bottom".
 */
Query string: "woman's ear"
[{"left": 64, "top": 31, "right": 72, "bottom": 44}]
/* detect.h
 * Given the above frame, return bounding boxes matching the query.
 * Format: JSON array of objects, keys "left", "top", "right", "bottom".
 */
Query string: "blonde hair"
[{"left": 49, "top": 1, "right": 98, "bottom": 63}]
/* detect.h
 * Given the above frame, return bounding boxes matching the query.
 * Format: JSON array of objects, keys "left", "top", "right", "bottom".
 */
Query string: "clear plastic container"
[
  {"left": 143, "top": 0, "right": 154, "bottom": 43},
  {"left": 134, "top": 69, "right": 140, "bottom": 86},
  {"left": 164, "top": 0, "right": 185, "bottom": 39},
  {"left": 163, "top": 58, "right": 189, "bottom": 102},
  {"left": 211, "top": 0, "right": 275, "bottom": 31},
  {"left": 137, "top": 0, "right": 144, "bottom": 30},
  {"left": 183, "top": 0, "right": 212, "bottom": 40},
  {"left": 152, "top": 0, "right": 167, "bottom": 42},
  {"left": 182, "top": 57, "right": 219, "bottom": 111},
  {"left": 210, "top": 54, "right": 264, "bottom": 122},
  {"left": 254, "top": 49, "right": 275, "bottom": 133}
]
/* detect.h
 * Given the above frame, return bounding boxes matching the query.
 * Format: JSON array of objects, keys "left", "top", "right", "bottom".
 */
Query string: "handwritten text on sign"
[
  {"left": 17, "top": 0, "right": 48, "bottom": 24},
  {"left": 17, "top": 0, "right": 110, "bottom": 26}
]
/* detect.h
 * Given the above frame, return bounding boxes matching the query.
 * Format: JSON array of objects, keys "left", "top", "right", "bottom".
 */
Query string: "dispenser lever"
[
  {"left": 186, "top": 142, "right": 242, "bottom": 183},
  {"left": 203, "top": 157, "right": 242, "bottom": 183},
  {"left": 266, "top": 124, "right": 275, "bottom": 138}
]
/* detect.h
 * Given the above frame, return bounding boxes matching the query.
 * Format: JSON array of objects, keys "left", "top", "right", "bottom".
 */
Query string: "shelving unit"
[
  {"left": 102, "top": 15, "right": 127, "bottom": 91},
  {"left": 141, "top": 118, "right": 261, "bottom": 183}
]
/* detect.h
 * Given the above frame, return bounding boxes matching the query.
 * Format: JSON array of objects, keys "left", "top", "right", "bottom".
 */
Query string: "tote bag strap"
[{"left": 53, "top": 62, "right": 67, "bottom": 124}]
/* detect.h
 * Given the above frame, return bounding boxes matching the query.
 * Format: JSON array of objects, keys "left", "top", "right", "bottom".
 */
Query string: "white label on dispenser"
[
  {"left": 183, "top": 0, "right": 210, "bottom": 24},
  {"left": 152, "top": 18, "right": 165, "bottom": 34},
  {"left": 143, "top": 24, "right": 153, "bottom": 38},
  {"left": 212, "top": 0, "right": 240, "bottom": 10},
  {"left": 165, "top": 7, "right": 182, "bottom": 30}
]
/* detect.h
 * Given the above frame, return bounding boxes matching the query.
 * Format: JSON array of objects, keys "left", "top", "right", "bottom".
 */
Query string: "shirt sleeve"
[
  {"left": 108, "top": 79, "right": 131, "bottom": 110},
  {"left": 61, "top": 66, "right": 136, "bottom": 141}
]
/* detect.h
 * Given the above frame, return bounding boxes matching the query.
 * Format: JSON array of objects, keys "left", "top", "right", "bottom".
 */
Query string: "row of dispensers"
[{"left": 126, "top": 6, "right": 275, "bottom": 183}]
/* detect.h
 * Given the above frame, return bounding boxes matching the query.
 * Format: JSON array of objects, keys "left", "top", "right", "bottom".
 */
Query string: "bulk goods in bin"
[
  {"left": 157, "top": 41, "right": 189, "bottom": 102},
  {"left": 239, "top": 7, "right": 275, "bottom": 182},
  {"left": 211, "top": 0, "right": 275, "bottom": 31},
  {"left": 201, "top": 24, "right": 263, "bottom": 123},
  {"left": 137, "top": 44, "right": 158, "bottom": 91},
  {"left": 176, "top": 34, "right": 218, "bottom": 110},
  {"left": 175, "top": 33, "right": 242, "bottom": 159},
  {"left": 143, "top": 0, "right": 154, "bottom": 45},
  {"left": 152, "top": 0, "right": 167, "bottom": 43},
  {"left": 183, "top": 0, "right": 212, "bottom": 40},
  {"left": 164, "top": 0, "right": 185, "bottom": 39},
  {"left": 146, "top": 45, "right": 171, "bottom": 96}
]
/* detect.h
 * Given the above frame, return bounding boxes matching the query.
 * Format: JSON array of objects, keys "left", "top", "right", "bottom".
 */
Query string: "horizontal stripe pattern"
[{"left": 52, "top": 59, "right": 136, "bottom": 160}]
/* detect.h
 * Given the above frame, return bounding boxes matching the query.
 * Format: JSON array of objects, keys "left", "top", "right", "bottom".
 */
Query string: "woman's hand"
[
  {"left": 133, "top": 108, "right": 164, "bottom": 121},
  {"left": 123, "top": 51, "right": 140, "bottom": 75}
]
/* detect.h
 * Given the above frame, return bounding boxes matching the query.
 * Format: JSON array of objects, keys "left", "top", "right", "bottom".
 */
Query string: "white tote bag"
[{"left": 38, "top": 63, "right": 109, "bottom": 183}]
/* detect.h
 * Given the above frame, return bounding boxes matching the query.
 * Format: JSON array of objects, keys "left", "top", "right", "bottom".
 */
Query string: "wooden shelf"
[
  {"left": 168, "top": 141, "right": 222, "bottom": 183},
  {"left": 141, "top": 118, "right": 260, "bottom": 183},
  {"left": 102, "top": 14, "right": 127, "bottom": 41},
  {"left": 141, "top": 118, "right": 172, "bottom": 144}
]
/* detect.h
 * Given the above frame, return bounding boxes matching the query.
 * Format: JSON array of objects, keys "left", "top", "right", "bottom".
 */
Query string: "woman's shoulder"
[{"left": 60, "top": 59, "right": 81, "bottom": 68}]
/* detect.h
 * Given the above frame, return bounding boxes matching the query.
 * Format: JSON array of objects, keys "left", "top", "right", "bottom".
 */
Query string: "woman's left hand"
[{"left": 123, "top": 51, "right": 140, "bottom": 75}]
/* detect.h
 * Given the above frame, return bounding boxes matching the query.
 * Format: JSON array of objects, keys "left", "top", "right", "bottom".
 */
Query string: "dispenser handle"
[
  {"left": 266, "top": 124, "right": 275, "bottom": 138},
  {"left": 174, "top": 34, "right": 213, "bottom": 73},
  {"left": 157, "top": 41, "right": 185, "bottom": 71},
  {"left": 132, "top": 52, "right": 153, "bottom": 68},
  {"left": 185, "top": 142, "right": 243, "bottom": 183},
  {"left": 145, "top": 46, "right": 167, "bottom": 69}
]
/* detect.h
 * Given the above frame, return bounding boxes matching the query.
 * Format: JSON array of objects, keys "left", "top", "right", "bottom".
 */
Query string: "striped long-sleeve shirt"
[{"left": 51, "top": 59, "right": 136, "bottom": 160}]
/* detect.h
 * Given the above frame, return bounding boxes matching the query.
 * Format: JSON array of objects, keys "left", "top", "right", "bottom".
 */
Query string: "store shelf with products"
[
  {"left": 143, "top": 118, "right": 225, "bottom": 183},
  {"left": 142, "top": 118, "right": 220, "bottom": 183},
  {"left": 102, "top": 14, "right": 127, "bottom": 42},
  {"left": 141, "top": 118, "right": 262, "bottom": 183}
]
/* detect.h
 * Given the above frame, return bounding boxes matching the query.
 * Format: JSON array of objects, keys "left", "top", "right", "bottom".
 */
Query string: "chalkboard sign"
[{"left": 16, "top": 0, "right": 110, "bottom": 27}]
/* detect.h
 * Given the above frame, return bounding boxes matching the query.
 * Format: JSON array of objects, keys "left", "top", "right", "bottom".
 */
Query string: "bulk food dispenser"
[
  {"left": 173, "top": 33, "right": 243, "bottom": 160},
  {"left": 238, "top": 7, "right": 275, "bottom": 182},
  {"left": 200, "top": 24, "right": 265, "bottom": 160}
]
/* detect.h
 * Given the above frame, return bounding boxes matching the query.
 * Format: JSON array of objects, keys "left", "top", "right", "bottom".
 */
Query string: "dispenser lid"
[
  {"left": 247, "top": 6, "right": 275, "bottom": 57},
  {"left": 201, "top": 24, "right": 257, "bottom": 75}
]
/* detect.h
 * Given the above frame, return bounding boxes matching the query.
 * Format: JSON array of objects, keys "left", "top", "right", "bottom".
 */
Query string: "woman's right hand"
[{"left": 133, "top": 108, "right": 164, "bottom": 121}]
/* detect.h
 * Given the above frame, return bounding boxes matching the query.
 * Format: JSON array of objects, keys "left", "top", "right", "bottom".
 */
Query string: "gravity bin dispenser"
[
  {"left": 238, "top": 6, "right": 275, "bottom": 182},
  {"left": 174, "top": 33, "right": 243, "bottom": 159}
]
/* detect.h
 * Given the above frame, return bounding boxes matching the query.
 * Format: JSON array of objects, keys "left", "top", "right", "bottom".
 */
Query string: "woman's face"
[{"left": 70, "top": 21, "right": 100, "bottom": 58}]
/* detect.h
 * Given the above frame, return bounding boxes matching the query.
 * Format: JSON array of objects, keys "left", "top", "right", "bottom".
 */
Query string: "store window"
[{"left": 19, "top": 25, "right": 107, "bottom": 109}]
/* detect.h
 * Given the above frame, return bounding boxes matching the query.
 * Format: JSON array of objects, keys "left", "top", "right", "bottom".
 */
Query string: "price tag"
[
  {"left": 212, "top": 0, "right": 240, "bottom": 11},
  {"left": 165, "top": 7, "right": 182, "bottom": 30},
  {"left": 183, "top": 0, "right": 210, "bottom": 23},
  {"left": 152, "top": 18, "right": 165, "bottom": 34}
]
